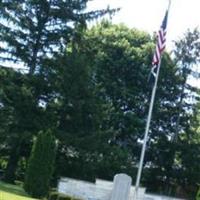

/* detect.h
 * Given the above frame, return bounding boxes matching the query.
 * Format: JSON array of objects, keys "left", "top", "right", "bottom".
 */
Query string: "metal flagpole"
[
  {"left": 168, "top": 0, "right": 171, "bottom": 11},
  {"left": 134, "top": 1, "right": 171, "bottom": 199},
  {"left": 134, "top": 60, "right": 162, "bottom": 199}
]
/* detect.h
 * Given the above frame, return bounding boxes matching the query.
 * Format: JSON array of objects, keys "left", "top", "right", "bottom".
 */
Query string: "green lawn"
[{"left": 0, "top": 181, "right": 38, "bottom": 200}]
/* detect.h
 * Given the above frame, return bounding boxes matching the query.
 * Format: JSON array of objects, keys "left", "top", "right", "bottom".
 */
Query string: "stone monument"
[{"left": 110, "top": 173, "right": 132, "bottom": 200}]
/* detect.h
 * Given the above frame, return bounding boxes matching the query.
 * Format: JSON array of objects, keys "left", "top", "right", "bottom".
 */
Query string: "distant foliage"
[{"left": 24, "top": 130, "right": 56, "bottom": 198}]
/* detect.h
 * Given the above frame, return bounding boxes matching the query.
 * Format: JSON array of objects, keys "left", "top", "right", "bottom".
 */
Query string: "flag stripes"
[{"left": 152, "top": 11, "right": 168, "bottom": 67}]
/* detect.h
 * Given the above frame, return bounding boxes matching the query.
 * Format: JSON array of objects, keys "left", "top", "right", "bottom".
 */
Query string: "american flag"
[{"left": 151, "top": 10, "right": 168, "bottom": 75}]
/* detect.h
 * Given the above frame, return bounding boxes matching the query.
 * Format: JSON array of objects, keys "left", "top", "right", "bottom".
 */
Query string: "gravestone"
[{"left": 110, "top": 173, "right": 132, "bottom": 200}]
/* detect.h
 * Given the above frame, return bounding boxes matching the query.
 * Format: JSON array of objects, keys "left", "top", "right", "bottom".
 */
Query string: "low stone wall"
[
  {"left": 58, "top": 177, "right": 184, "bottom": 200},
  {"left": 58, "top": 177, "right": 145, "bottom": 200},
  {"left": 58, "top": 178, "right": 111, "bottom": 200}
]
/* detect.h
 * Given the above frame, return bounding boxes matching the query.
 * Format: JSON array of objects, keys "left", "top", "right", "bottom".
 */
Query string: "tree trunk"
[{"left": 3, "top": 141, "right": 21, "bottom": 183}]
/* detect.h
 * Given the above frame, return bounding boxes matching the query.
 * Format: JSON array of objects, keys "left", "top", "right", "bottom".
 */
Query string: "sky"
[
  {"left": 1, "top": 0, "right": 200, "bottom": 85},
  {"left": 88, "top": 0, "right": 200, "bottom": 50},
  {"left": 88, "top": 0, "right": 200, "bottom": 87}
]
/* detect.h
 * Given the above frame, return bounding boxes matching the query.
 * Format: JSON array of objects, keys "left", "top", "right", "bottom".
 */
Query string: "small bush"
[
  {"left": 57, "top": 194, "right": 72, "bottom": 200},
  {"left": 14, "top": 180, "right": 23, "bottom": 187},
  {"left": 48, "top": 191, "right": 83, "bottom": 200},
  {"left": 48, "top": 191, "right": 59, "bottom": 200}
]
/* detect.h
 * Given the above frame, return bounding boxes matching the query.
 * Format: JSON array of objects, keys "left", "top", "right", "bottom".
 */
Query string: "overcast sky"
[{"left": 88, "top": 0, "right": 200, "bottom": 87}]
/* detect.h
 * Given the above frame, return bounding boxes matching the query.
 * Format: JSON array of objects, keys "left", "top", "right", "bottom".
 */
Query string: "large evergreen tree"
[
  {"left": 0, "top": 0, "right": 116, "bottom": 182},
  {"left": 0, "top": 0, "right": 116, "bottom": 74}
]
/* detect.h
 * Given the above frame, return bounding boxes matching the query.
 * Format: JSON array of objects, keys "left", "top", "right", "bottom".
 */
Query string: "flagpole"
[
  {"left": 168, "top": 0, "right": 171, "bottom": 11},
  {"left": 134, "top": 1, "right": 171, "bottom": 198},
  {"left": 134, "top": 60, "right": 162, "bottom": 199}
]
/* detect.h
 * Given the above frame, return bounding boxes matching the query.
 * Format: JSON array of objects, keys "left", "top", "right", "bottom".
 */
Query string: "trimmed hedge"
[{"left": 24, "top": 130, "right": 56, "bottom": 198}]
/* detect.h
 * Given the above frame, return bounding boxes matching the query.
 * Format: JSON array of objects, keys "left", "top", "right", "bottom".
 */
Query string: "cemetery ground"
[
  {"left": 0, "top": 181, "right": 38, "bottom": 200},
  {"left": 0, "top": 177, "right": 187, "bottom": 200},
  {"left": 0, "top": 180, "right": 81, "bottom": 200}
]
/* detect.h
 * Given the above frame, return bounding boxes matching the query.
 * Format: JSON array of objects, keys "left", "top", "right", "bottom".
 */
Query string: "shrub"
[
  {"left": 57, "top": 194, "right": 82, "bottom": 200},
  {"left": 24, "top": 130, "right": 57, "bottom": 198},
  {"left": 57, "top": 194, "right": 72, "bottom": 200},
  {"left": 47, "top": 191, "right": 83, "bottom": 200},
  {"left": 48, "top": 191, "right": 59, "bottom": 200}
]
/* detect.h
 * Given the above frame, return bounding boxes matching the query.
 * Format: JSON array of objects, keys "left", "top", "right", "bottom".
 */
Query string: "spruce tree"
[
  {"left": 24, "top": 130, "right": 56, "bottom": 198},
  {"left": 0, "top": 0, "right": 116, "bottom": 74},
  {"left": 0, "top": 0, "right": 116, "bottom": 182}
]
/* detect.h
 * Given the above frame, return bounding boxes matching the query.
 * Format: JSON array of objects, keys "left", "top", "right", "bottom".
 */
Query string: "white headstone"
[{"left": 110, "top": 173, "right": 132, "bottom": 200}]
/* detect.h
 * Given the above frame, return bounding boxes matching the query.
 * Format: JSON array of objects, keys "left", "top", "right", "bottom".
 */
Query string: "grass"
[{"left": 0, "top": 181, "right": 38, "bottom": 200}]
